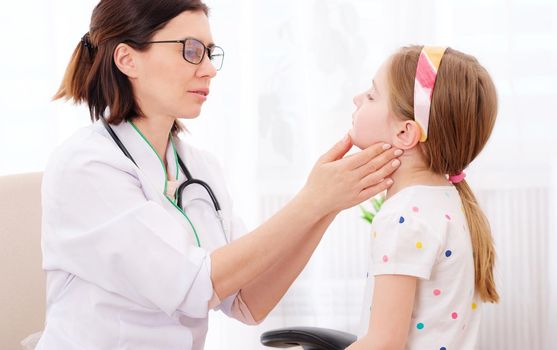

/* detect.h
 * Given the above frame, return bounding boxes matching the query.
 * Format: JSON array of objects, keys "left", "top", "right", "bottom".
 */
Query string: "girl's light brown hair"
[
  {"left": 388, "top": 46, "right": 499, "bottom": 303},
  {"left": 54, "top": 0, "right": 209, "bottom": 134}
]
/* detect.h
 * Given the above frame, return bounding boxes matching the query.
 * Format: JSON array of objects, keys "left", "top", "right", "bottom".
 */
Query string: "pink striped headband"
[{"left": 414, "top": 46, "right": 447, "bottom": 142}]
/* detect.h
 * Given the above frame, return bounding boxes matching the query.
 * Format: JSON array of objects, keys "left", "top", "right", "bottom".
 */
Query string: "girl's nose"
[{"left": 353, "top": 93, "right": 362, "bottom": 107}]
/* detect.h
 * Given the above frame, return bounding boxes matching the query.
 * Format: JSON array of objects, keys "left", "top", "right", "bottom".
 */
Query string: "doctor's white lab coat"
[{"left": 36, "top": 120, "right": 255, "bottom": 349}]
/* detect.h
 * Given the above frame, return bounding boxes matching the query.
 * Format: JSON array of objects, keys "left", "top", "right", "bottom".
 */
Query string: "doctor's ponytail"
[
  {"left": 53, "top": 33, "right": 95, "bottom": 104},
  {"left": 53, "top": 0, "right": 209, "bottom": 133}
]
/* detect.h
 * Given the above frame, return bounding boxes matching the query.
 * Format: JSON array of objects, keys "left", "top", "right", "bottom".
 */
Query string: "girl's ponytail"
[
  {"left": 454, "top": 180, "right": 499, "bottom": 303},
  {"left": 388, "top": 46, "right": 499, "bottom": 303}
]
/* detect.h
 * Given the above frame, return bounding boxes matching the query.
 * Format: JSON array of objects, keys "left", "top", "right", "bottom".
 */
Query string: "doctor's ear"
[
  {"left": 113, "top": 43, "right": 138, "bottom": 79},
  {"left": 393, "top": 120, "right": 421, "bottom": 150}
]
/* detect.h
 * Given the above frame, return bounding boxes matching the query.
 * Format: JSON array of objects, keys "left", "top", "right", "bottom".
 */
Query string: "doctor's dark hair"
[
  {"left": 387, "top": 46, "right": 499, "bottom": 303},
  {"left": 54, "top": 0, "right": 209, "bottom": 133}
]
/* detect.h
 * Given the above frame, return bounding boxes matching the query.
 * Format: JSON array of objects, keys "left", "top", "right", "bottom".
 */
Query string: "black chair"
[{"left": 260, "top": 326, "right": 356, "bottom": 350}]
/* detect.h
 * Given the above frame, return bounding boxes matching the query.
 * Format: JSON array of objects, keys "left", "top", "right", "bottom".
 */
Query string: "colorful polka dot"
[
  {"left": 452, "top": 312, "right": 458, "bottom": 319},
  {"left": 399, "top": 216, "right": 405, "bottom": 224},
  {"left": 382, "top": 255, "right": 389, "bottom": 262},
  {"left": 416, "top": 322, "right": 424, "bottom": 330},
  {"left": 416, "top": 241, "right": 423, "bottom": 249},
  {"left": 433, "top": 289, "right": 441, "bottom": 296},
  {"left": 445, "top": 250, "right": 452, "bottom": 257},
  {"left": 412, "top": 206, "right": 419, "bottom": 213},
  {"left": 445, "top": 214, "right": 452, "bottom": 220},
  {"left": 440, "top": 347, "right": 447, "bottom": 350},
  {"left": 472, "top": 303, "right": 477, "bottom": 310}
]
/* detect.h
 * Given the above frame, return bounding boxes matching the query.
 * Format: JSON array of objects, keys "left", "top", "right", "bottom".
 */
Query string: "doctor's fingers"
[
  {"left": 353, "top": 147, "right": 403, "bottom": 179},
  {"left": 341, "top": 143, "right": 395, "bottom": 170},
  {"left": 357, "top": 178, "right": 394, "bottom": 203},
  {"left": 358, "top": 157, "right": 400, "bottom": 189},
  {"left": 317, "top": 133, "right": 353, "bottom": 164}
]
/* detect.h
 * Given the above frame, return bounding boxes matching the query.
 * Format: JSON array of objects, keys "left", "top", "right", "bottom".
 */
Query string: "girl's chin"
[
  {"left": 354, "top": 142, "right": 368, "bottom": 150},
  {"left": 354, "top": 138, "right": 383, "bottom": 150},
  {"left": 349, "top": 131, "right": 371, "bottom": 150}
]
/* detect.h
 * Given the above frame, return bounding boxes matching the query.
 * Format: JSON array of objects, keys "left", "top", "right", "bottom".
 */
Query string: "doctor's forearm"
[
  {"left": 210, "top": 191, "right": 327, "bottom": 301},
  {"left": 238, "top": 212, "right": 337, "bottom": 322}
]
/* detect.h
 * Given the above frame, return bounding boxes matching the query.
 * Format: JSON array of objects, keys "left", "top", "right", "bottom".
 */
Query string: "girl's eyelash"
[{"left": 366, "top": 93, "right": 374, "bottom": 101}]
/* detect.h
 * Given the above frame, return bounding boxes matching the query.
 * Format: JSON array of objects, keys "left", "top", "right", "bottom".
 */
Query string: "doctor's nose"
[{"left": 197, "top": 54, "right": 218, "bottom": 79}]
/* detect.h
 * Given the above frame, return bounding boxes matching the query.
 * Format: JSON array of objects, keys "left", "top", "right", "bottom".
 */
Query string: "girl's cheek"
[{"left": 350, "top": 115, "right": 377, "bottom": 149}]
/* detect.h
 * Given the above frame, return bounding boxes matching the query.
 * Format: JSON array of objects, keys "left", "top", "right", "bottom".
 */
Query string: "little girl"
[{"left": 348, "top": 46, "right": 499, "bottom": 349}]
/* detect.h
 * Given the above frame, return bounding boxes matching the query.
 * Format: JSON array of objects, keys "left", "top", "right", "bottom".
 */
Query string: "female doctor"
[{"left": 38, "top": 0, "right": 403, "bottom": 349}]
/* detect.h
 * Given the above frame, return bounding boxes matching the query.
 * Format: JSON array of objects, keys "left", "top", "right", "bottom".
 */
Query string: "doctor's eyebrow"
[{"left": 181, "top": 36, "right": 215, "bottom": 47}]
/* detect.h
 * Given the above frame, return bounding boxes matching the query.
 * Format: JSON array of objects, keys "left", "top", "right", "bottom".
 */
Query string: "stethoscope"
[{"left": 100, "top": 117, "right": 229, "bottom": 244}]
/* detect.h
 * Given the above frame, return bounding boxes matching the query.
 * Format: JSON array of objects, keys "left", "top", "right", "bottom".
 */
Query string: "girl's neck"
[{"left": 387, "top": 148, "right": 451, "bottom": 200}]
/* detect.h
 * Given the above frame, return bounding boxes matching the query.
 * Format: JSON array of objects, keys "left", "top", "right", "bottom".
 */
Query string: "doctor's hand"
[{"left": 301, "top": 134, "right": 402, "bottom": 215}]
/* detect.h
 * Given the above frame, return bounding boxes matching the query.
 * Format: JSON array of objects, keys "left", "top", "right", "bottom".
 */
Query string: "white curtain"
[{"left": 1, "top": 0, "right": 555, "bottom": 349}]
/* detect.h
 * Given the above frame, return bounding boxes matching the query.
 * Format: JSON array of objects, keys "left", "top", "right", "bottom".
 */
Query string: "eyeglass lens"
[{"left": 184, "top": 38, "right": 224, "bottom": 70}]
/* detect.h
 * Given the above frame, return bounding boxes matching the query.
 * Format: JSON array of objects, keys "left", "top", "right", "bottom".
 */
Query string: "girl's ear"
[
  {"left": 392, "top": 120, "right": 421, "bottom": 150},
  {"left": 113, "top": 43, "right": 138, "bottom": 79}
]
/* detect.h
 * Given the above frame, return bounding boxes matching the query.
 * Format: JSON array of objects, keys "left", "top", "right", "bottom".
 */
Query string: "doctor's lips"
[{"left": 188, "top": 88, "right": 210, "bottom": 97}]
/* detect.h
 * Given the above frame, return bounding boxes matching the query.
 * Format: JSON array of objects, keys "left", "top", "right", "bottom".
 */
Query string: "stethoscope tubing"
[
  {"left": 100, "top": 117, "right": 222, "bottom": 212},
  {"left": 175, "top": 155, "right": 221, "bottom": 212},
  {"left": 100, "top": 117, "right": 230, "bottom": 245}
]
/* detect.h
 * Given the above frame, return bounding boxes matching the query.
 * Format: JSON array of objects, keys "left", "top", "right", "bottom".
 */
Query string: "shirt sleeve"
[
  {"left": 370, "top": 207, "right": 444, "bottom": 280},
  {"left": 207, "top": 291, "right": 259, "bottom": 325},
  {"left": 41, "top": 134, "right": 213, "bottom": 318}
]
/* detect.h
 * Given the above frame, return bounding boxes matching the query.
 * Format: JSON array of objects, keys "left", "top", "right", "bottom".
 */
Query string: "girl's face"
[
  {"left": 132, "top": 11, "right": 217, "bottom": 120},
  {"left": 350, "top": 60, "right": 397, "bottom": 149}
]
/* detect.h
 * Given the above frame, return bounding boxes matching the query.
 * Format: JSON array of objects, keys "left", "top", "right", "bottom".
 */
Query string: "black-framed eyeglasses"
[{"left": 145, "top": 37, "right": 224, "bottom": 71}]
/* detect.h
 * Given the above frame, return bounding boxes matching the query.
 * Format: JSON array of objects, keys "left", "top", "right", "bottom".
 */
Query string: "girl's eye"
[{"left": 366, "top": 93, "right": 374, "bottom": 101}]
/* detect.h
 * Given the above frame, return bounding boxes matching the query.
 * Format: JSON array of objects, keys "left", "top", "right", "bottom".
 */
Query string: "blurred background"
[{"left": 1, "top": 0, "right": 555, "bottom": 349}]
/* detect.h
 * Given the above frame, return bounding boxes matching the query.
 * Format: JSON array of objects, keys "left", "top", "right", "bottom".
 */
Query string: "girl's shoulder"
[
  {"left": 373, "top": 185, "right": 463, "bottom": 233},
  {"left": 380, "top": 185, "right": 459, "bottom": 214}
]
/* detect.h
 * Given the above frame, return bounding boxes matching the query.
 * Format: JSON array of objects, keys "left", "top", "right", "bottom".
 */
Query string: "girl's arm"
[{"left": 347, "top": 274, "right": 417, "bottom": 350}]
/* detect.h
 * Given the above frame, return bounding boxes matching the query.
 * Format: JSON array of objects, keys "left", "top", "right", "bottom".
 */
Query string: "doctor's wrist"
[{"left": 295, "top": 188, "right": 330, "bottom": 223}]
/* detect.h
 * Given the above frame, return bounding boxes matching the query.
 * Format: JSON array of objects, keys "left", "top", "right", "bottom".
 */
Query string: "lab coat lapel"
[
  {"left": 107, "top": 122, "right": 195, "bottom": 236},
  {"left": 166, "top": 137, "right": 182, "bottom": 185},
  {"left": 110, "top": 121, "right": 168, "bottom": 196},
  {"left": 104, "top": 122, "right": 206, "bottom": 244}
]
